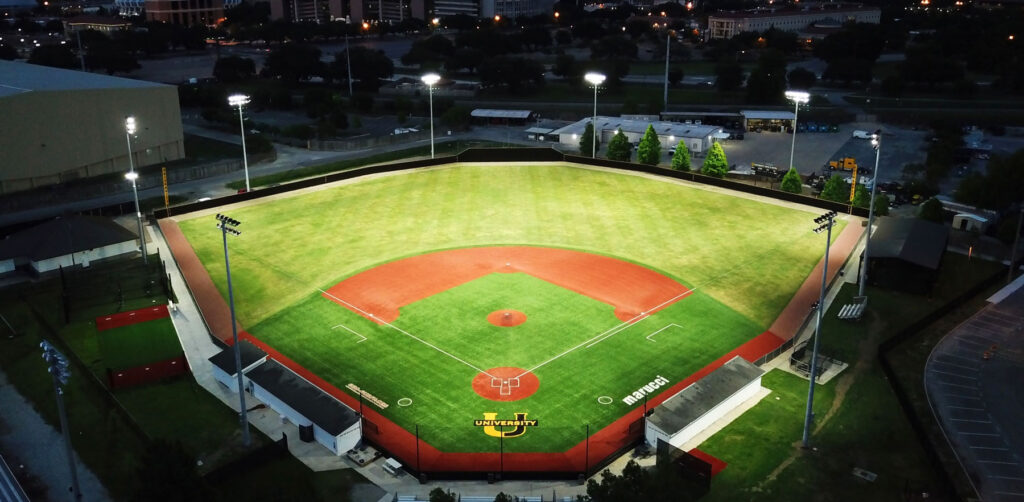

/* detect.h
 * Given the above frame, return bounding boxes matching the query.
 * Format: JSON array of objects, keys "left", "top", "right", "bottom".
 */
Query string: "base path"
[{"left": 323, "top": 246, "right": 691, "bottom": 324}]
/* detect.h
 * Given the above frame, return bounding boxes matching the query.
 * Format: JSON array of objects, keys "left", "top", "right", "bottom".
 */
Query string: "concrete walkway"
[{"left": 0, "top": 371, "right": 111, "bottom": 502}]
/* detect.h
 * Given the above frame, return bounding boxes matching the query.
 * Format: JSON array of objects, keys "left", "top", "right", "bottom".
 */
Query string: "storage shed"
[
  {"left": 0, "top": 215, "right": 140, "bottom": 275},
  {"left": 645, "top": 356, "right": 765, "bottom": 449},
  {"left": 245, "top": 360, "right": 361, "bottom": 455},
  {"left": 866, "top": 218, "right": 949, "bottom": 295}
]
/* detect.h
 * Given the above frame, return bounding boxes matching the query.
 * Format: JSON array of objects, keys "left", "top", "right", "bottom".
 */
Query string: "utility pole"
[{"left": 663, "top": 30, "right": 670, "bottom": 111}]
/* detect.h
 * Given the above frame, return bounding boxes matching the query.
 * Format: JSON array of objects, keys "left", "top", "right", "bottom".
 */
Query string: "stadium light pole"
[
  {"left": 859, "top": 130, "right": 883, "bottom": 297},
  {"left": 785, "top": 90, "right": 810, "bottom": 172},
  {"left": 585, "top": 72, "right": 606, "bottom": 158},
  {"left": 802, "top": 210, "right": 836, "bottom": 448},
  {"left": 217, "top": 213, "right": 250, "bottom": 447},
  {"left": 41, "top": 340, "right": 82, "bottom": 501},
  {"left": 228, "top": 94, "right": 251, "bottom": 193},
  {"left": 663, "top": 30, "right": 671, "bottom": 111},
  {"left": 344, "top": 29, "right": 354, "bottom": 97},
  {"left": 124, "top": 117, "right": 147, "bottom": 265},
  {"left": 421, "top": 73, "right": 441, "bottom": 159}
]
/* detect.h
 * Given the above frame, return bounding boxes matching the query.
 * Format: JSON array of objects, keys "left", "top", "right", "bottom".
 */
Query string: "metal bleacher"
[{"left": 837, "top": 296, "right": 868, "bottom": 321}]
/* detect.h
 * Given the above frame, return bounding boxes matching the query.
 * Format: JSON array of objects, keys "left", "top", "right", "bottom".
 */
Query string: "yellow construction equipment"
[{"left": 828, "top": 157, "right": 858, "bottom": 171}]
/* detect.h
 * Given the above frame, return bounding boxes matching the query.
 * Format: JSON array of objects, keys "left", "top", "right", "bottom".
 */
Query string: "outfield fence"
[{"left": 153, "top": 147, "right": 869, "bottom": 220}]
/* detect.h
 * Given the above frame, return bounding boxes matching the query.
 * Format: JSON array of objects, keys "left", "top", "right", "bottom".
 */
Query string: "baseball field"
[{"left": 174, "top": 163, "right": 844, "bottom": 457}]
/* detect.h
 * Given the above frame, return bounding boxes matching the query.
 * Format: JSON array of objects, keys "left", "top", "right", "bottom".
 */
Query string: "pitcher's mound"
[
  {"left": 487, "top": 310, "right": 527, "bottom": 327},
  {"left": 472, "top": 367, "right": 539, "bottom": 401}
]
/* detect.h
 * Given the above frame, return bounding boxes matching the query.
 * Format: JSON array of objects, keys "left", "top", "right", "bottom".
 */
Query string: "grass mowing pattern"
[
  {"left": 178, "top": 163, "right": 840, "bottom": 453},
  {"left": 180, "top": 164, "right": 843, "bottom": 328},
  {"left": 97, "top": 318, "right": 182, "bottom": 369},
  {"left": 251, "top": 269, "right": 760, "bottom": 452}
]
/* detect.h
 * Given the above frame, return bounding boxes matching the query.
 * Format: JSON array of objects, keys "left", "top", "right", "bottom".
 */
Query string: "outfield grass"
[
  {"left": 179, "top": 163, "right": 844, "bottom": 453},
  {"left": 185, "top": 164, "right": 843, "bottom": 328},
  {"left": 97, "top": 318, "right": 182, "bottom": 369}
]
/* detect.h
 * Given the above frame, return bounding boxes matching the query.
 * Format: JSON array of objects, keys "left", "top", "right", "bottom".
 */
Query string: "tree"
[
  {"left": 745, "top": 49, "right": 787, "bottom": 104},
  {"left": 787, "top": 67, "right": 816, "bottom": 90},
  {"left": 478, "top": 56, "right": 545, "bottom": 94},
  {"left": 445, "top": 47, "right": 484, "bottom": 73},
  {"left": 606, "top": 128, "right": 631, "bottom": 161},
  {"left": 334, "top": 46, "right": 394, "bottom": 89},
  {"left": 493, "top": 493, "right": 514, "bottom": 502},
  {"left": 671, "top": 140, "right": 691, "bottom": 171},
  {"left": 440, "top": 105, "right": 471, "bottom": 130},
  {"left": 918, "top": 197, "right": 945, "bottom": 223},
  {"left": 264, "top": 44, "right": 323, "bottom": 82},
  {"left": 580, "top": 121, "right": 599, "bottom": 157},
  {"left": 213, "top": 56, "right": 255, "bottom": 83},
  {"left": 701, "top": 142, "right": 729, "bottom": 177},
  {"left": 28, "top": 44, "right": 77, "bottom": 69},
  {"left": 714, "top": 61, "right": 743, "bottom": 91},
  {"left": 667, "top": 67, "right": 683, "bottom": 86},
  {"left": 780, "top": 167, "right": 803, "bottom": 193},
  {"left": 852, "top": 183, "right": 871, "bottom": 208},
  {"left": 819, "top": 174, "right": 850, "bottom": 203},
  {"left": 428, "top": 487, "right": 456, "bottom": 502},
  {"left": 637, "top": 124, "right": 661, "bottom": 165},
  {"left": 86, "top": 41, "right": 140, "bottom": 75}
]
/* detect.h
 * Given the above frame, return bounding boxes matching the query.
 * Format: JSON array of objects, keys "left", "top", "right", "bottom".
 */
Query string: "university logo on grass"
[{"left": 474, "top": 412, "right": 538, "bottom": 438}]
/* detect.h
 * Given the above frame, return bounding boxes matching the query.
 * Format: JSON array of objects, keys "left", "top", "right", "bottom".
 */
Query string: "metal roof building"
[
  {"left": 0, "top": 61, "right": 184, "bottom": 195},
  {"left": 0, "top": 215, "right": 139, "bottom": 274},
  {"left": 550, "top": 116, "right": 723, "bottom": 154},
  {"left": 866, "top": 217, "right": 950, "bottom": 294}
]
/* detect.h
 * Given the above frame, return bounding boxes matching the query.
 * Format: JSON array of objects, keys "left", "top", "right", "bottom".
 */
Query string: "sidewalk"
[{"left": 0, "top": 371, "right": 111, "bottom": 502}]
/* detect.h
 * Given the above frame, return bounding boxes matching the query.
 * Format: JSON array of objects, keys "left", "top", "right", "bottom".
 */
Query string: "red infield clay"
[
  {"left": 487, "top": 310, "right": 527, "bottom": 327},
  {"left": 689, "top": 448, "right": 728, "bottom": 477},
  {"left": 95, "top": 305, "right": 169, "bottom": 331},
  {"left": 322, "top": 246, "right": 691, "bottom": 324},
  {"left": 471, "top": 367, "right": 539, "bottom": 401}
]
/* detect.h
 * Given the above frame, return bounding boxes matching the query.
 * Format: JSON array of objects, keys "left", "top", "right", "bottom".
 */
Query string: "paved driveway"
[{"left": 925, "top": 277, "right": 1024, "bottom": 501}]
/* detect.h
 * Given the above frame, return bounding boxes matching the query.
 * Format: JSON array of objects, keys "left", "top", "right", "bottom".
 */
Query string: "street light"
[
  {"left": 785, "top": 90, "right": 810, "bottom": 173},
  {"left": 228, "top": 94, "right": 251, "bottom": 193},
  {"left": 41, "top": 340, "right": 82, "bottom": 501},
  {"left": 859, "top": 130, "right": 882, "bottom": 297},
  {"left": 124, "top": 116, "right": 147, "bottom": 265},
  {"left": 802, "top": 210, "right": 837, "bottom": 448},
  {"left": 216, "top": 213, "right": 250, "bottom": 447},
  {"left": 584, "top": 72, "right": 606, "bottom": 158},
  {"left": 421, "top": 73, "right": 441, "bottom": 158},
  {"left": 343, "top": 27, "right": 354, "bottom": 97},
  {"left": 663, "top": 30, "right": 671, "bottom": 110}
]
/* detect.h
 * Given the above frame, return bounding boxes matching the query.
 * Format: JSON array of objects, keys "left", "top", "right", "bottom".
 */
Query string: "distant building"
[
  {"left": 63, "top": 15, "right": 133, "bottom": 34},
  {"left": 706, "top": 2, "right": 880, "bottom": 40},
  {"left": 549, "top": 116, "right": 723, "bottom": 154},
  {"left": 144, "top": 0, "right": 224, "bottom": 25},
  {"left": 0, "top": 215, "right": 140, "bottom": 275},
  {"left": 0, "top": 61, "right": 184, "bottom": 195}
]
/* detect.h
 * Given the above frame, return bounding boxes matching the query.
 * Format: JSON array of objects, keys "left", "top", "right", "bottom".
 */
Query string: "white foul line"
[
  {"left": 331, "top": 324, "right": 367, "bottom": 343},
  {"left": 646, "top": 323, "right": 684, "bottom": 342},
  {"left": 320, "top": 288, "right": 497, "bottom": 379}
]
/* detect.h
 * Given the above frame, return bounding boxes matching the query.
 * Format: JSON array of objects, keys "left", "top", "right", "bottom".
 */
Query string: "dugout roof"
[
  {"left": 208, "top": 340, "right": 267, "bottom": 375},
  {"left": 648, "top": 356, "right": 765, "bottom": 435},
  {"left": 0, "top": 215, "right": 136, "bottom": 261},
  {"left": 245, "top": 359, "right": 359, "bottom": 436},
  {"left": 868, "top": 218, "right": 949, "bottom": 270}
]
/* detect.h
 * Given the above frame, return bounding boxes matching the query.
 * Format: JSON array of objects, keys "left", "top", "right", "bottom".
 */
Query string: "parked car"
[{"left": 852, "top": 130, "right": 873, "bottom": 139}]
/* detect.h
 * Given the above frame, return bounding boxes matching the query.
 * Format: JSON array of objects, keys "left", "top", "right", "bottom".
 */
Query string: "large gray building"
[{"left": 0, "top": 61, "right": 184, "bottom": 194}]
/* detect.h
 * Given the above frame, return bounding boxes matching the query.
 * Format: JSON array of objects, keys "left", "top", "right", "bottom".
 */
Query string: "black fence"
[
  {"left": 153, "top": 147, "right": 869, "bottom": 220},
  {"left": 876, "top": 266, "right": 1007, "bottom": 502},
  {"left": 59, "top": 252, "right": 174, "bottom": 323}
]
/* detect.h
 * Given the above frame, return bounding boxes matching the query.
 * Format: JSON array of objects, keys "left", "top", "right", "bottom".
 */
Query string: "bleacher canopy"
[{"left": 471, "top": 109, "right": 533, "bottom": 119}]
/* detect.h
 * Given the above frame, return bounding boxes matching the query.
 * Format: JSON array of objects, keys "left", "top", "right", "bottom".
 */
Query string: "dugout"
[
  {"left": 866, "top": 218, "right": 949, "bottom": 295},
  {"left": 208, "top": 340, "right": 268, "bottom": 392},
  {"left": 245, "top": 359, "right": 361, "bottom": 455},
  {"left": 645, "top": 356, "right": 765, "bottom": 449}
]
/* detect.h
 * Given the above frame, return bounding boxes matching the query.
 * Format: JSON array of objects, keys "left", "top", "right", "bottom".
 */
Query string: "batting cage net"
[{"left": 60, "top": 253, "right": 175, "bottom": 323}]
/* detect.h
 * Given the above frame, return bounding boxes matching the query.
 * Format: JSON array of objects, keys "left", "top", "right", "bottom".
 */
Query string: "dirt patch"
[
  {"left": 471, "top": 367, "right": 539, "bottom": 401},
  {"left": 486, "top": 310, "right": 527, "bottom": 327},
  {"left": 322, "top": 246, "right": 691, "bottom": 324}
]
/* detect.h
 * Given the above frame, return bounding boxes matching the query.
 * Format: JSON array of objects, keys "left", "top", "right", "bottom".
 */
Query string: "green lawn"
[
  {"left": 253, "top": 269, "right": 759, "bottom": 451},
  {"left": 98, "top": 318, "right": 182, "bottom": 369},
  {"left": 184, "top": 164, "right": 843, "bottom": 328},
  {"left": 178, "top": 163, "right": 844, "bottom": 453}
]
